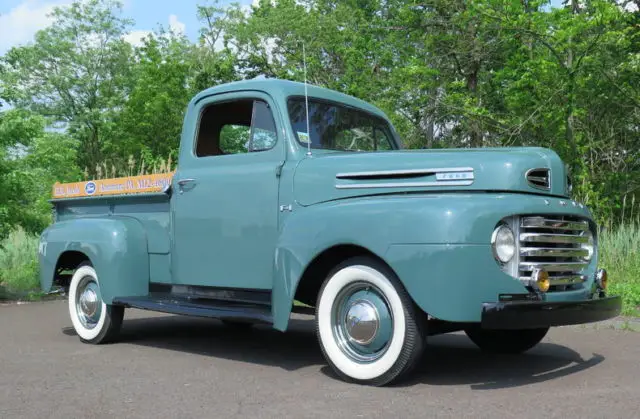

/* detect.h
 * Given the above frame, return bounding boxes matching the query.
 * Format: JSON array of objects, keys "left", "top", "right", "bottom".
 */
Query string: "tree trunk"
[
  {"left": 565, "top": 72, "right": 577, "bottom": 163},
  {"left": 467, "top": 68, "right": 482, "bottom": 147},
  {"left": 564, "top": 0, "right": 579, "bottom": 165},
  {"left": 522, "top": 0, "right": 534, "bottom": 60},
  {"left": 466, "top": 11, "right": 482, "bottom": 148},
  {"left": 422, "top": 93, "right": 435, "bottom": 149}
]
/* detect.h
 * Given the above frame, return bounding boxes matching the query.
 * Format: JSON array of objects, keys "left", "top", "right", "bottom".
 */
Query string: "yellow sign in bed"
[{"left": 52, "top": 172, "right": 174, "bottom": 199}]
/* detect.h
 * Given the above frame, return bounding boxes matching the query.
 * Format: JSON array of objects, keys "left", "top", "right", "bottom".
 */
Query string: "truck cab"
[{"left": 39, "top": 79, "right": 621, "bottom": 386}]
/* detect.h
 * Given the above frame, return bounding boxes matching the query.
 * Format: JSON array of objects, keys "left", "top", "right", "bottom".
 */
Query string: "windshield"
[{"left": 288, "top": 98, "right": 396, "bottom": 151}]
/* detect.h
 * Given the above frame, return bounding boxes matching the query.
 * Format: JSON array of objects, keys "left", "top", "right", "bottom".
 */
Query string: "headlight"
[
  {"left": 491, "top": 224, "right": 516, "bottom": 263},
  {"left": 581, "top": 230, "right": 594, "bottom": 261}
]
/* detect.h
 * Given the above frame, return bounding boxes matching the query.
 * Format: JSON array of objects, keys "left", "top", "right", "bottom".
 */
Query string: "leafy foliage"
[
  {"left": 233, "top": 0, "right": 639, "bottom": 221},
  {"left": 1, "top": 0, "right": 134, "bottom": 176},
  {"left": 0, "top": 110, "right": 78, "bottom": 237},
  {"left": 0, "top": 0, "right": 638, "bottom": 294}
]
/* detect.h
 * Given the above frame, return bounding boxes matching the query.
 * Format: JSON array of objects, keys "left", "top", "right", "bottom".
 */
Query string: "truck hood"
[{"left": 293, "top": 147, "right": 568, "bottom": 206}]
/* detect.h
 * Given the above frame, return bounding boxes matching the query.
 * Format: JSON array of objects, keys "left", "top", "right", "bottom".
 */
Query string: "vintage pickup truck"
[{"left": 39, "top": 79, "right": 621, "bottom": 386}]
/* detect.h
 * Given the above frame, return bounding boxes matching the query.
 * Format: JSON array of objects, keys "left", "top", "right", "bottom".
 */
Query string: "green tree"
[
  {"left": 0, "top": 0, "right": 134, "bottom": 176},
  {"left": 108, "top": 32, "right": 194, "bottom": 164},
  {"left": 0, "top": 110, "right": 80, "bottom": 236},
  {"left": 0, "top": 0, "right": 637, "bottom": 225},
  {"left": 107, "top": 9, "right": 240, "bottom": 168},
  {"left": 482, "top": 0, "right": 638, "bottom": 217}
]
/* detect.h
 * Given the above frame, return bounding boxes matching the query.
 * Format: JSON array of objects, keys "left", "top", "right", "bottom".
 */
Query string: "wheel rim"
[
  {"left": 331, "top": 281, "right": 393, "bottom": 363},
  {"left": 75, "top": 275, "right": 102, "bottom": 330}
]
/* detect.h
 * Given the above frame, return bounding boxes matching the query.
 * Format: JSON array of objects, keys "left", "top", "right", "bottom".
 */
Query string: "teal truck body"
[{"left": 38, "top": 79, "right": 622, "bottom": 386}]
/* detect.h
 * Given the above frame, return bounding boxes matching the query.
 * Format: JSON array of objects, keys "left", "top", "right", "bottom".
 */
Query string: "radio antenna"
[{"left": 303, "top": 42, "right": 311, "bottom": 156}]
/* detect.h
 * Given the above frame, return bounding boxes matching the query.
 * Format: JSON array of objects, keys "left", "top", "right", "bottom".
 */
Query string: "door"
[{"left": 171, "top": 92, "right": 284, "bottom": 290}]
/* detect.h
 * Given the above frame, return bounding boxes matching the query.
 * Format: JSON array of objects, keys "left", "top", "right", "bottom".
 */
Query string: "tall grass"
[
  {"left": 0, "top": 227, "right": 40, "bottom": 295},
  {"left": 600, "top": 221, "right": 640, "bottom": 315},
  {"left": 86, "top": 154, "right": 175, "bottom": 180}
]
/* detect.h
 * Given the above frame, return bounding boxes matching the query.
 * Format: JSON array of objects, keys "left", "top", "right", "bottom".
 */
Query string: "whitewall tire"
[
  {"left": 316, "top": 257, "right": 426, "bottom": 386},
  {"left": 68, "top": 265, "right": 124, "bottom": 344}
]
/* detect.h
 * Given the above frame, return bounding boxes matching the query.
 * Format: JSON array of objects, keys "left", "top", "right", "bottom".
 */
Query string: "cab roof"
[{"left": 191, "top": 78, "right": 388, "bottom": 119}]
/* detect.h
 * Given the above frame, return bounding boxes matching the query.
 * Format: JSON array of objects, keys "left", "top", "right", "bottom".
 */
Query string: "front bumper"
[{"left": 481, "top": 295, "right": 622, "bottom": 330}]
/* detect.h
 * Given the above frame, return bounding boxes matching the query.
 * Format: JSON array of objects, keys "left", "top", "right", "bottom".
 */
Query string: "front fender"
[
  {"left": 272, "top": 193, "right": 596, "bottom": 329},
  {"left": 272, "top": 196, "right": 429, "bottom": 330},
  {"left": 39, "top": 217, "right": 150, "bottom": 303}
]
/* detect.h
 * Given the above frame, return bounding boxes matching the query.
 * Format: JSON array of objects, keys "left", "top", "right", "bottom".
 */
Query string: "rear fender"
[{"left": 39, "top": 217, "right": 149, "bottom": 303}]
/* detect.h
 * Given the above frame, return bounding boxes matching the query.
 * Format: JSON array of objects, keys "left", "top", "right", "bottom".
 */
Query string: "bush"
[
  {"left": 0, "top": 227, "right": 40, "bottom": 293},
  {"left": 600, "top": 222, "right": 640, "bottom": 315}
]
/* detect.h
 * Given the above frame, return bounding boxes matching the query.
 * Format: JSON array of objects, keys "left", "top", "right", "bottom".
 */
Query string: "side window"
[
  {"left": 249, "top": 101, "right": 277, "bottom": 151},
  {"left": 220, "top": 125, "right": 251, "bottom": 154},
  {"left": 195, "top": 99, "right": 277, "bottom": 157}
]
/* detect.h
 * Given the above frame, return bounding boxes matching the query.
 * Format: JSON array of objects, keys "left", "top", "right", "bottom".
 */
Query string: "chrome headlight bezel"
[
  {"left": 491, "top": 224, "right": 516, "bottom": 263},
  {"left": 581, "top": 230, "right": 594, "bottom": 261}
]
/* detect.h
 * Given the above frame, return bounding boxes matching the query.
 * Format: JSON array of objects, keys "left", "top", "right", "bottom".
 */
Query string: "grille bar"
[
  {"left": 521, "top": 217, "right": 589, "bottom": 231},
  {"left": 518, "top": 215, "right": 591, "bottom": 291},
  {"left": 520, "top": 247, "right": 589, "bottom": 258},
  {"left": 520, "top": 261, "right": 589, "bottom": 272},
  {"left": 520, "top": 232, "right": 589, "bottom": 244},
  {"left": 519, "top": 275, "right": 586, "bottom": 286}
]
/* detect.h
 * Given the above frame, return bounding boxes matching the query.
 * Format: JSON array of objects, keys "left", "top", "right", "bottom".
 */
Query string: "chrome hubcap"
[
  {"left": 345, "top": 300, "right": 379, "bottom": 345},
  {"left": 80, "top": 288, "right": 98, "bottom": 317},
  {"left": 332, "top": 282, "right": 393, "bottom": 364},
  {"left": 75, "top": 277, "right": 102, "bottom": 329}
]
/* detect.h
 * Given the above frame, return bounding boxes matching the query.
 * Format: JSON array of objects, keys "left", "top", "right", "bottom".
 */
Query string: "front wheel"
[
  {"left": 464, "top": 327, "right": 549, "bottom": 354},
  {"left": 68, "top": 265, "right": 124, "bottom": 344},
  {"left": 316, "top": 257, "right": 426, "bottom": 386}
]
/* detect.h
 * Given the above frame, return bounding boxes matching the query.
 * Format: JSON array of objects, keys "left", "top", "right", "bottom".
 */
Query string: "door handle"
[
  {"left": 177, "top": 178, "right": 196, "bottom": 194},
  {"left": 177, "top": 178, "right": 196, "bottom": 186}
]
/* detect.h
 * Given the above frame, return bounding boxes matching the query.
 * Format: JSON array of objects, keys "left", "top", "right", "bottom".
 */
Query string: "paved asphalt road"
[{"left": 1, "top": 300, "right": 639, "bottom": 419}]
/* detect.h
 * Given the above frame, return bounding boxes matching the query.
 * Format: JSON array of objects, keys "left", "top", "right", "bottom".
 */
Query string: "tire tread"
[
  {"left": 315, "top": 256, "right": 426, "bottom": 386},
  {"left": 72, "top": 262, "right": 124, "bottom": 344}
]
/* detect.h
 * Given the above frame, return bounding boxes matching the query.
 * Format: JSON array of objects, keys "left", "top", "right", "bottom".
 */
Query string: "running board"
[{"left": 113, "top": 295, "right": 273, "bottom": 324}]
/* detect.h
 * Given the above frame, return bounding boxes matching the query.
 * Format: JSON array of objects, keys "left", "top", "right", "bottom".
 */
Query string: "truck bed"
[
  {"left": 51, "top": 174, "right": 173, "bottom": 283},
  {"left": 53, "top": 192, "right": 171, "bottom": 253}
]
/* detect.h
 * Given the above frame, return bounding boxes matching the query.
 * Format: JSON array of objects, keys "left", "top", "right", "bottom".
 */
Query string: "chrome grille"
[
  {"left": 526, "top": 168, "right": 550, "bottom": 190},
  {"left": 518, "top": 215, "right": 591, "bottom": 290}
]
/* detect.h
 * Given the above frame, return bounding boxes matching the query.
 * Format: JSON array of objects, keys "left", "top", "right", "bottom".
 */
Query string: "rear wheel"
[
  {"left": 315, "top": 257, "right": 426, "bottom": 386},
  {"left": 464, "top": 327, "right": 549, "bottom": 354},
  {"left": 68, "top": 265, "right": 124, "bottom": 344}
]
